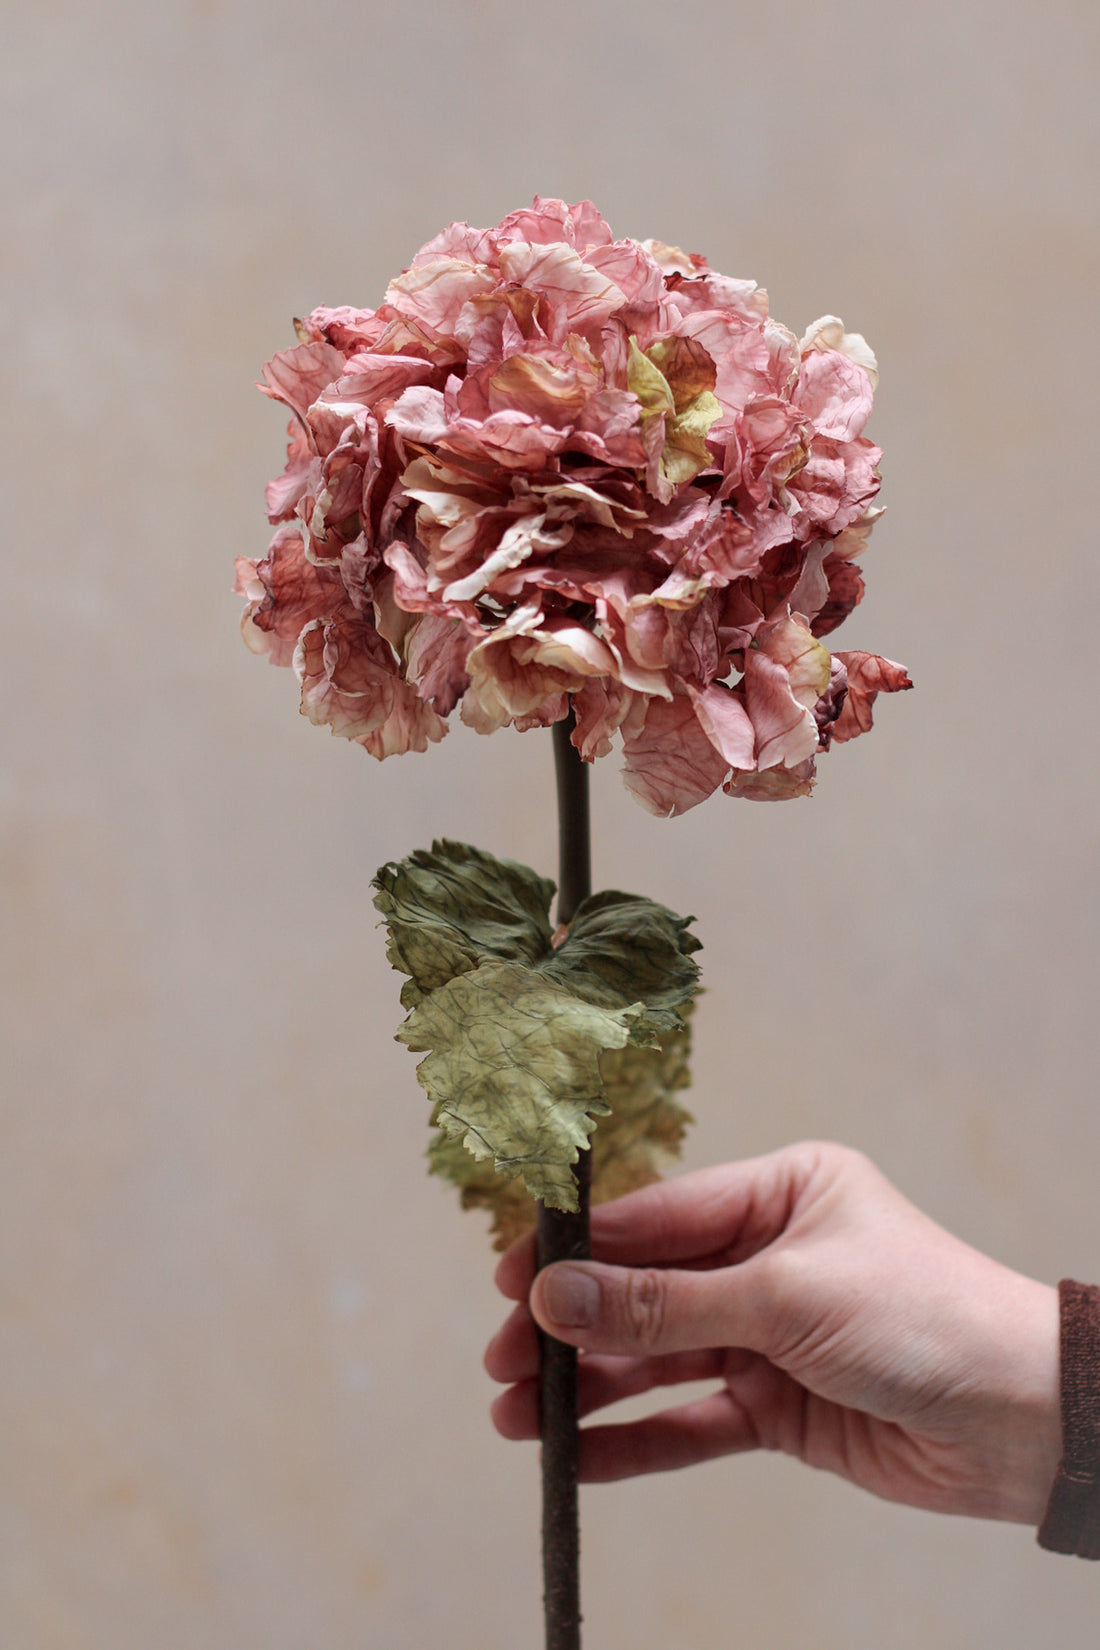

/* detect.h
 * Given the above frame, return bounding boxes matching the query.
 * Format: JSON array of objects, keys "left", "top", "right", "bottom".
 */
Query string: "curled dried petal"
[{"left": 831, "top": 652, "right": 913, "bottom": 743}]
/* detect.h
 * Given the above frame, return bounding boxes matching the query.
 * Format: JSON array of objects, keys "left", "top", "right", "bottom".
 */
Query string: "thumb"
[{"left": 529, "top": 1258, "right": 776, "bottom": 1358}]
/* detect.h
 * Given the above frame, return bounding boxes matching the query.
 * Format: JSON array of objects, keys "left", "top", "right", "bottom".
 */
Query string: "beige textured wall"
[{"left": 4, "top": 1, "right": 1100, "bottom": 1644}]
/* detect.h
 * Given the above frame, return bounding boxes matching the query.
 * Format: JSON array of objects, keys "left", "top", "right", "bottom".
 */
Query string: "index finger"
[{"left": 495, "top": 1144, "right": 823, "bottom": 1301}]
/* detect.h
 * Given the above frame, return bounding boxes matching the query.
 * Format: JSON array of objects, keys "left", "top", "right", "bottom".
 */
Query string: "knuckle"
[
  {"left": 802, "top": 1139, "right": 873, "bottom": 1182},
  {"left": 749, "top": 1248, "right": 805, "bottom": 1344},
  {"left": 620, "top": 1267, "right": 668, "bottom": 1349},
  {"left": 828, "top": 1141, "right": 872, "bottom": 1177}
]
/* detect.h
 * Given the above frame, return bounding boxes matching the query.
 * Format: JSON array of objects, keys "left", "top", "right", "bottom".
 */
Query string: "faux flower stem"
[{"left": 537, "top": 711, "right": 592, "bottom": 1650}]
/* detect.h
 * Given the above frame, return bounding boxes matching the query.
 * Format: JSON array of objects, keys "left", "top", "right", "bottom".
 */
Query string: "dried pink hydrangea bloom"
[{"left": 237, "top": 198, "right": 910, "bottom": 813}]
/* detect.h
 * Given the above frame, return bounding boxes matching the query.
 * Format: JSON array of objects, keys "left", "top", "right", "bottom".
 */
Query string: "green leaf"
[
  {"left": 625, "top": 334, "right": 722, "bottom": 491},
  {"left": 373, "top": 839, "right": 555, "bottom": 1008},
  {"left": 544, "top": 890, "right": 701, "bottom": 1036},
  {"left": 401, "top": 959, "right": 631, "bottom": 1210},
  {"left": 591, "top": 1007, "right": 695, "bottom": 1205},
  {"left": 663, "top": 389, "right": 723, "bottom": 489},
  {"left": 374, "top": 840, "right": 701, "bottom": 1222},
  {"left": 427, "top": 1008, "right": 697, "bottom": 1250},
  {"left": 626, "top": 336, "right": 675, "bottom": 421}
]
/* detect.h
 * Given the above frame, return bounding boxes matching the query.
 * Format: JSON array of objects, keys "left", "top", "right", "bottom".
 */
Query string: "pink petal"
[
  {"left": 528, "top": 619, "right": 618, "bottom": 678},
  {"left": 529, "top": 476, "right": 647, "bottom": 534},
  {"left": 830, "top": 652, "right": 912, "bottom": 743},
  {"left": 811, "top": 552, "right": 866, "bottom": 638},
  {"left": 442, "top": 513, "right": 573, "bottom": 604},
  {"left": 327, "top": 351, "right": 439, "bottom": 407},
  {"left": 259, "top": 341, "right": 346, "bottom": 421},
  {"left": 404, "top": 614, "right": 476, "bottom": 715},
  {"left": 788, "top": 436, "right": 881, "bottom": 538},
  {"left": 383, "top": 543, "right": 435, "bottom": 612},
  {"left": 688, "top": 683, "right": 756, "bottom": 768},
  {"left": 786, "top": 542, "right": 831, "bottom": 627},
  {"left": 584, "top": 240, "right": 666, "bottom": 305},
  {"left": 831, "top": 505, "right": 884, "bottom": 561},
  {"left": 743, "top": 649, "right": 819, "bottom": 769},
  {"left": 359, "top": 678, "right": 448, "bottom": 757},
  {"left": 457, "top": 289, "right": 547, "bottom": 372},
  {"left": 239, "top": 524, "right": 347, "bottom": 668},
  {"left": 621, "top": 695, "right": 730, "bottom": 816},
  {"left": 385, "top": 384, "right": 450, "bottom": 447},
  {"left": 677, "top": 511, "right": 764, "bottom": 585},
  {"left": 677, "top": 311, "right": 773, "bottom": 419},
  {"left": 799, "top": 316, "right": 879, "bottom": 388},
  {"left": 495, "top": 197, "right": 613, "bottom": 251},
  {"left": 307, "top": 414, "right": 383, "bottom": 549},
  {"left": 496, "top": 242, "right": 627, "bottom": 341},
  {"left": 512, "top": 694, "right": 570, "bottom": 732},
  {"left": 372, "top": 570, "right": 415, "bottom": 653},
  {"left": 460, "top": 607, "right": 617, "bottom": 733},
  {"left": 641, "top": 240, "right": 704, "bottom": 277},
  {"left": 570, "top": 679, "right": 636, "bottom": 760},
  {"left": 448, "top": 409, "right": 568, "bottom": 469},
  {"left": 485, "top": 344, "right": 599, "bottom": 424},
  {"left": 294, "top": 616, "right": 398, "bottom": 740},
  {"left": 756, "top": 615, "right": 832, "bottom": 707},
  {"left": 459, "top": 606, "right": 570, "bottom": 732},
  {"left": 265, "top": 421, "right": 316, "bottom": 522},
  {"left": 564, "top": 392, "right": 649, "bottom": 471},
  {"left": 721, "top": 397, "right": 808, "bottom": 514},
  {"left": 337, "top": 535, "right": 381, "bottom": 616},
  {"left": 413, "top": 221, "right": 499, "bottom": 265},
  {"left": 813, "top": 654, "right": 850, "bottom": 749},
  {"left": 302, "top": 306, "right": 383, "bottom": 352},
  {"left": 793, "top": 349, "right": 874, "bottom": 442},
  {"left": 668, "top": 272, "right": 770, "bottom": 324},
  {"left": 385, "top": 259, "right": 496, "bottom": 336}
]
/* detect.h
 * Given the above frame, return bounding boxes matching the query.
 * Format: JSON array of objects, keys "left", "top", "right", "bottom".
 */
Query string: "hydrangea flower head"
[{"left": 237, "top": 198, "right": 909, "bottom": 813}]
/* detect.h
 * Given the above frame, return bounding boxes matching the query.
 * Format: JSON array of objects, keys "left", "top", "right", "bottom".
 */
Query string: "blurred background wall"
[{"left": 4, "top": 1, "right": 1100, "bottom": 1644}]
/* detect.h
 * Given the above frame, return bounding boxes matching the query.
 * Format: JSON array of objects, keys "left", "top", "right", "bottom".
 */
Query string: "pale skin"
[{"left": 485, "top": 1142, "right": 1063, "bottom": 1524}]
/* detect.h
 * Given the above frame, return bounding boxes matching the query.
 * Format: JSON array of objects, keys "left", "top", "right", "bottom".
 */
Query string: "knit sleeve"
[{"left": 1037, "top": 1279, "right": 1100, "bottom": 1558}]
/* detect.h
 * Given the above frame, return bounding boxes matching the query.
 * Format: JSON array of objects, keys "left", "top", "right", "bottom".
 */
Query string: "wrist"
[
  {"left": 944, "top": 1265, "right": 1061, "bottom": 1524},
  {"left": 1011, "top": 1278, "right": 1062, "bottom": 1524}
]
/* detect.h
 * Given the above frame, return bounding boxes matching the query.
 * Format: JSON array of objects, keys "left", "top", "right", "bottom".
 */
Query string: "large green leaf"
[
  {"left": 373, "top": 840, "right": 555, "bottom": 1008},
  {"left": 542, "top": 889, "right": 701, "bottom": 1035},
  {"left": 400, "top": 960, "right": 629, "bottom": 1210},
  {"left": 374, "top": 840, "right": 701, "bottom": 1219},
  {"left": 427, "top": 1008, "right": 697, "bottom": 1249}
]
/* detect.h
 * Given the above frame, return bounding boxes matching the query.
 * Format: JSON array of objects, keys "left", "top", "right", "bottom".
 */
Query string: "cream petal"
[
  {"left": 799, "top": 316, "right": 879, "bottom": 390},
  {"left": 724, "top": 759, "right": 816, "bottom": 800}
]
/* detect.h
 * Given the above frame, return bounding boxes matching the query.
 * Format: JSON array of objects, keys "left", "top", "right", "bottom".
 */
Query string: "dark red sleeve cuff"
[{"left": 1037, "top": 1279, "right": 1100, "bottom": 1558}]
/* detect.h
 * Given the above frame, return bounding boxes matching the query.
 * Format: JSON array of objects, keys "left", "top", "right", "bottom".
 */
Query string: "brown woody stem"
[{"left": 537, "top": 711, "right": 592, "bottom": 1650}]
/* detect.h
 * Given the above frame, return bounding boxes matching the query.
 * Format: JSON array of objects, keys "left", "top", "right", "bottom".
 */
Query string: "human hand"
[{"left": 485, "top": 1143, "right": 1061, "bottom": 1523}]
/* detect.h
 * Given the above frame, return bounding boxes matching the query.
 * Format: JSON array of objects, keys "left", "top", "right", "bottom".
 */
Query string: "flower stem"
[{"left": 538, "top": 711, "right": 592, "bottom": 1650}]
